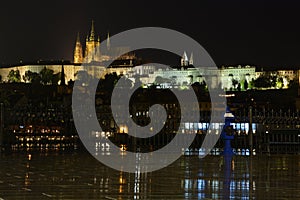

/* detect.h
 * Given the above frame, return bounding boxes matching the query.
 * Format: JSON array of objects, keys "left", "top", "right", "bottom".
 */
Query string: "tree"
[
  {"left": 7, "top": 69, "right": 21, "bottom": 83},
  {"left": 254, "top": 75, "right": 271, "bottom": 88},
  {"left": 116, "top": 77, "right": 133, "bottom": 89},
  {"left": 244, "top": 80, "right": 248, "bottom": 90},
  {"left": 248, "top": 78, "right": 255, "bottom": 89},
  {"left": 133, "top": 76, "right": 143, "bottom": 88},
  {"left": 74, "top": 70, "right": 95, "bottom": 87},
  {"left": 22, "top": 70, "right": 31, "bottom": 83},
  {"left": 270, "top": 75, "right": 277, "bottom": 88},
  {"left": 39, "top": 67, "right": 54, "bottom": 85},
  {"left": 23, "top": 70, "right": 42, "bottom": 84},
  {"left": 187, "top": 75, "right": 193, "bottom": 84},
  {"left": 68, "top": 79, "right": 75, "bottom": 86},
  {"left": 237, "top": 83, "right": 241, "bottom": 91},
  {"left": 31, "top": 72, "right": 41, "bottom": 84},
  {"left": 52, "top": 72, "right": 61, "bottom": 85},
  {"left": 154, "top": 76, "right": 171, "bottom": 85},
  {"left": 192, "top": 80, "right": 207, "bottom": 93},
  {"left": 101, "top": 72, "right": 120, "bottom": 91},
  {"left": 276, "top": 77, "right": 283, "bottom": 89},
  {"left": 232, "top": 79, "right": 239, "bottom": 90}
]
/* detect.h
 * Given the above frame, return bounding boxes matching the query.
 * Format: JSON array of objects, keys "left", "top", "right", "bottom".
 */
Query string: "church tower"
[
  {"left": 181, "top": 51, "right": 189, "bottom": 66},
  {"left": 84, "top": 20, "right": 101, "bottom": 63},
  {"left": 189, "top": 52, "right": 193, "bottom": 66},
  {"left": 107, "top": 32, "right": 110, "bottom": 50},
  {"left": 73, "top": 32, "right": 83, "bottom": 63}
]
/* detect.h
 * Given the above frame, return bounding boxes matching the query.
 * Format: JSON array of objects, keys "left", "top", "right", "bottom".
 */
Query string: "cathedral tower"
[
  {"left": 181, "top": 51, "right": 189, "bottom": 66},
  {"left": 73, "top": 32, "right": 83, "bottom": 63},
  {"left": 189, "top": 52, "right": 193, "bottom": 66},
  {"left": 84, "top": 20, "right": 101, "bottom": 63},
  {"left": 107, "top": 32, "right": 110, "bottom": 50}
]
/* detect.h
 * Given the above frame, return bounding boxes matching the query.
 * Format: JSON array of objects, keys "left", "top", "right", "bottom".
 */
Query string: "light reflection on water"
[{"left": 0, "top": 150, "right": 299, "bottom": 199}]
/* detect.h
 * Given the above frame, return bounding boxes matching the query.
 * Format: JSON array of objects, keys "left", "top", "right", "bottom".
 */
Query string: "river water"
[{"left": 0, "top": 150, "right": 299, "bottom": 199}]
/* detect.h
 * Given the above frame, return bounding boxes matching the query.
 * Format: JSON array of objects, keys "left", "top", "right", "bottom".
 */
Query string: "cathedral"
[
  {"left": 73, "top": 20, "right": 136, "bottom": 65},
  {"left": 73, "top": 20, "right": 110, "bottom": 64}
]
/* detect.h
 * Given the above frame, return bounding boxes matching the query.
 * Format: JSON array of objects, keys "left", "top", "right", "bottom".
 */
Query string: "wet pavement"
[{"left": 0, "top": 150, "right": 299, "bottom": 199}]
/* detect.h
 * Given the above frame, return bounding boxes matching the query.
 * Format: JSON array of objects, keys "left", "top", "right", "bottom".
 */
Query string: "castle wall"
[{"left": 0, "top": 64, "right": 84, "bottom": 83}]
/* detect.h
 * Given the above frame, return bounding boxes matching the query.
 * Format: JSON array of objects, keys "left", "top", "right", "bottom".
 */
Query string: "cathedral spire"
[
  {"left": 73, "top": 32, "right": 83, "bottom": 63},
  {"left": 181, "top": 51, "right": 189, "bottom": 66},
  {"left": 189, "top": 52, "right": 193, "bottom": 66},
  {"left": 85, "top": 20, "right": 101, "bottom": 63},
  {"left": 107, "top": 32, "right": 110, "bottom": 50},
  {"left": 89, "top": 20, "right": 95, "bottom": 41}
]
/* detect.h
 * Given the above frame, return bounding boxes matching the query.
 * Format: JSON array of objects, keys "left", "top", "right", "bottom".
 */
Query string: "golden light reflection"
[
  {"left": 28, "top": 154, "right": 32, "bottom": 161},
  {"left": 119, "top": 125, "right": 128, "bottom": 133},
  {"left": 119, "top": 172, "right": 126, "bottom": 194},
  {"left": 119, "top": 176, "right": 126, "bottom": 184},
  {"left": 119, "top": 185, "right": 123, "bottom": 193},
  {"left": 120, "top": 144, "right": 127, "bottom": 152},
  {"left": 24, "top": 173, "right": 30, "bottom": 186}
]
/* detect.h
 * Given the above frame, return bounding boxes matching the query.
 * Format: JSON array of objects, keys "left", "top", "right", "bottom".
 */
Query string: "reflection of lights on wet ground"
[
  {"left": 0, "top": 153, "right": 299, "bottom": 199},
  {"left": 98, "top": 178, "right": 109, "bottom": 193},
  {"left": 182, "top": 148, "right": 258, "bottom": 156},
  {"left": 119, "top": 176, "right": 126, "bottom": 184},
  {"left": 120, "top": 144, "right": 127, "bottom": 151},
  {"left": 134, "top": 170, "right": 140, "bottom": 199},
  {"left": 119, "top": 172, "right": 126, "bottom": 194},
  {"left": 119, "top": 125, "right": 128, "bottom": 134},
  {"left": 95, "top": 142, "right": 111, "bottom": 156},
  {"left": 95, "top": 142, "right": 110, "bottom": 151},
  {"left": 24, "top": 172, "right": 30, "bottom": 186},
  {"left": 183, "top": 177, "right": 253, "bottom": 199},
  {"left": 182, "top": 148, "right": 223, "bottom": 156},
  {"left": 133, "top": 154, "right": 143, "bottom": 200}
]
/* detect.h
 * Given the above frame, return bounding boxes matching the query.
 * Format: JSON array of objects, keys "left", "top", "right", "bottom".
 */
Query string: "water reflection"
[{"left": 0, "top": 151, "right": 299, "bottom": 199}]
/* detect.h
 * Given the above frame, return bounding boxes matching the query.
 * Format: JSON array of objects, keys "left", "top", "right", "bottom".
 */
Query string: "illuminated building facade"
[{"left": 136, "top": 61, "right": 256, "bottom": 90}]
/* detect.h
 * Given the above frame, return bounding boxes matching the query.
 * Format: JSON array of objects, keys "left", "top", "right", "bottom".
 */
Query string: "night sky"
[{"left": 1, "top": 0, "right": 300, "bottom": 68}]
